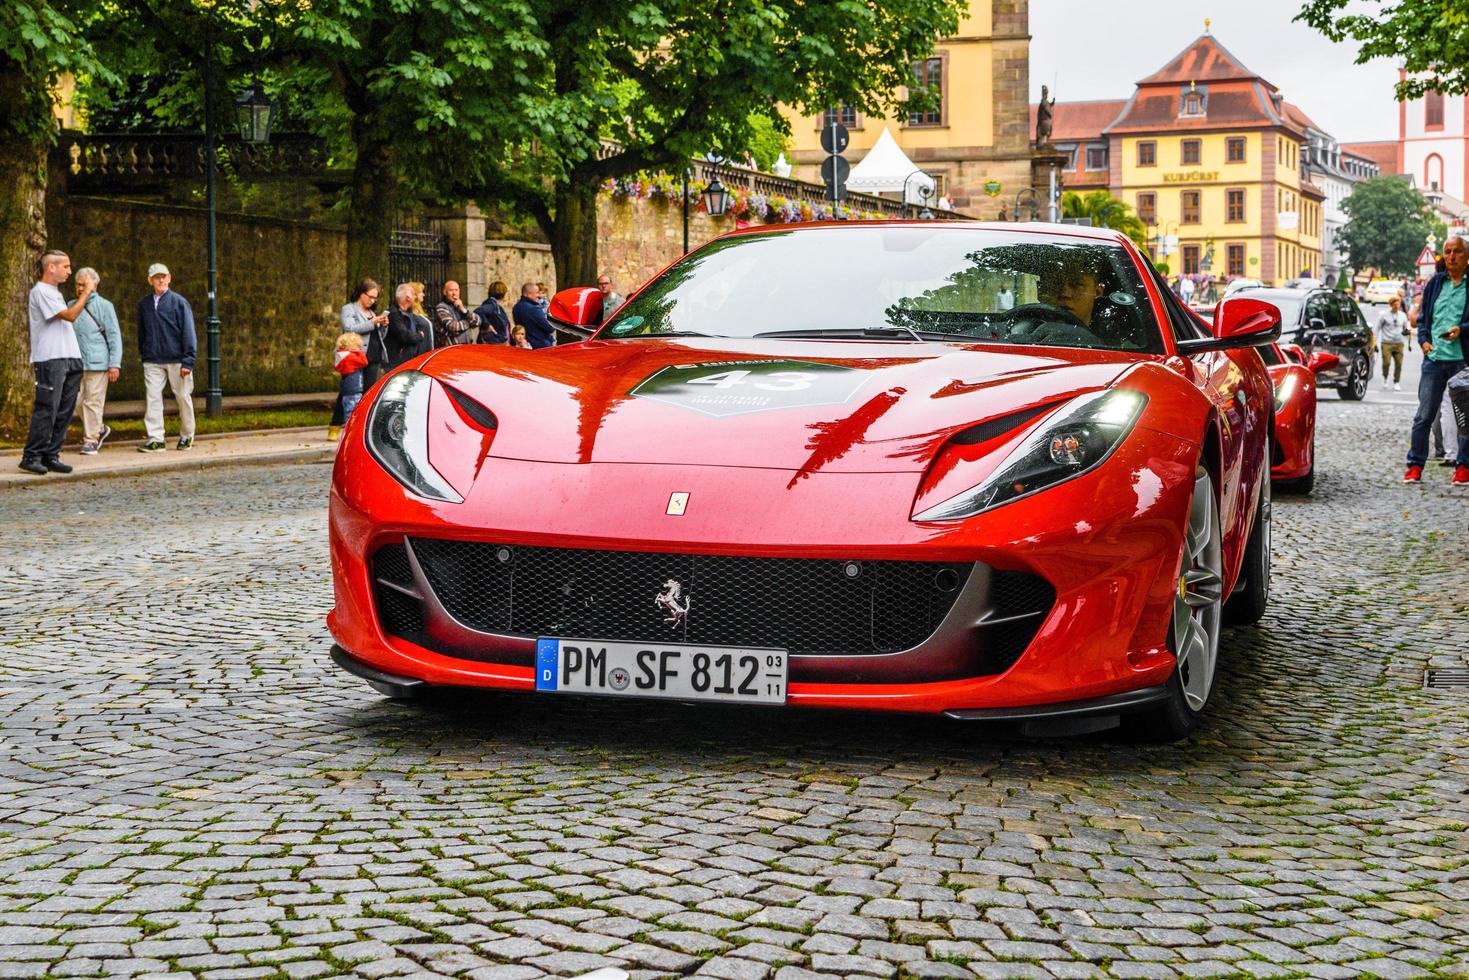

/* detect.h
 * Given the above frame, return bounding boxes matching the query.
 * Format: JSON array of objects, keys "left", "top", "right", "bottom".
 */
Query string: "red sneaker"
[
  {"left": 1403, "top": 466, "right": 1424, "bottom": 483},
  {"left": 1453, "top": 465, "right": 1469, "bottom": 485}
]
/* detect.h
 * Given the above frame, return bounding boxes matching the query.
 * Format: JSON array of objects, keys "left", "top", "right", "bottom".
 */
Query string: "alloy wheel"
[{"left": 1173, "top": 470, "right": 1224, "bottom": 712}]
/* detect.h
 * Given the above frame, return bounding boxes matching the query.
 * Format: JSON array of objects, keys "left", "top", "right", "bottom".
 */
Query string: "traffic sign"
[
  {"left": 820, "top": 154, "right": 850, "bottom": 187},
  {"left": 1417, "top": 244, "right": 1437, "bottom": 266},
  {"left": 820, "top": 121, "right": 849, "bottom": 155}
]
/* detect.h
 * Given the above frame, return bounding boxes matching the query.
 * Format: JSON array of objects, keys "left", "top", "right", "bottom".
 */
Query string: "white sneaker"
[{"left": 1393, "top": 382, "right": 1401, "bottom": 391}]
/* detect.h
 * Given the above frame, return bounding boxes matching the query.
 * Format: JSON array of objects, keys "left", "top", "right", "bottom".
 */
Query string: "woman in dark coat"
[{"left": 473, "top": 280, "right": 512, "bottom": 345}]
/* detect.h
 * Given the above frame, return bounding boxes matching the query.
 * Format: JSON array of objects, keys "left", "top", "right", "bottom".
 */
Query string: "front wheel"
[
  {"left": 1337, "top": 354, "right": 1369, "bottom": 400},
  {"left": 1130, "top": 466, "right": 1225, "bottom": 742}
]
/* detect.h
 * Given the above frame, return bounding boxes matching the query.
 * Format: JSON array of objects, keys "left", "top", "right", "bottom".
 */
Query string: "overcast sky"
[{"left": 1029, "top": 1, "right": 1402, "bottom": 143}]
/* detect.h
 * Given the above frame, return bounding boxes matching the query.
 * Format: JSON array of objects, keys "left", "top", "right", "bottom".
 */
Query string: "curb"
[
  {"left": 0, "top": 444, "right": 337, "bottom": 490},
  {"left": 0, "top": 425, "right": 327, "bottom": 458}
]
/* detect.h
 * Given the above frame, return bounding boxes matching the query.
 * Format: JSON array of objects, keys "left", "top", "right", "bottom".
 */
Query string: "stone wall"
[
  {"left": 484, "top": 239, "right": 556, "bottom": 299},
  {"left": 46, "top": 195, "right": 344, "bottom": 400}
]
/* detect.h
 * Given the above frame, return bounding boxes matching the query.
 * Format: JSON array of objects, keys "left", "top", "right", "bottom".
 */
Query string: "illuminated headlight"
[
  {"left": 365, "top": 371, "right": 462, "bottom": 503},
  {"left": 1273, "top": 374, "right": 1296, "bottom": 412},
  {"left": 914, "top": 390, "right": 1147, "bottom": 521}
]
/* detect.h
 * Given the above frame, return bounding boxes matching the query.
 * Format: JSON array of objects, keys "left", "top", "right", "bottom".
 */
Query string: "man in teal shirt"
[{"left": 1405, "top": 235, "right": 1469, "bottom": 483}]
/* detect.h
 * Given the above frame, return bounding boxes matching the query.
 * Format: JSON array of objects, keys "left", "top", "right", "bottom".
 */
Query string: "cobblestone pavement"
[{"left": 1, "top": 399, "right": 1466, "bottom": 980}]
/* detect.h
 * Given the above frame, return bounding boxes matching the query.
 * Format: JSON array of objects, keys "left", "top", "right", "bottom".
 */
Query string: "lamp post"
[
  {"left": 682, "top": 165, "right": 731, "bottom": 253},
  {"left": 201, "top": 23, "right": 274, "bottom": 418}
]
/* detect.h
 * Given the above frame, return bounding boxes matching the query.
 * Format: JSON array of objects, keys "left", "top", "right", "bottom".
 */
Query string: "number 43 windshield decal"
[{"left": 629, "top": 359, "right": 872, "bottom": 417}]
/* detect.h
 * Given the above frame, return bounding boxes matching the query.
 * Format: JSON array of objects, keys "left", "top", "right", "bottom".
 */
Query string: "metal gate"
[{"left": 388, "top": 220, "right": 449, "bottom": 311}]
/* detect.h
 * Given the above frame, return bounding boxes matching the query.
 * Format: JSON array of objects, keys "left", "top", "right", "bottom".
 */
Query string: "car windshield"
[
  {"left": 600, "top": 227, "right": 1164, "bottom": 353},
  {"left": 1259, "top": 295, "right": 1304, "bottom": 325}
]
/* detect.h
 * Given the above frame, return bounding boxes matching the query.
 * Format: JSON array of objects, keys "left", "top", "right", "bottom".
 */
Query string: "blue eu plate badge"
[{"left": 536, "top": 638, "right": 558, "bottom": 691}]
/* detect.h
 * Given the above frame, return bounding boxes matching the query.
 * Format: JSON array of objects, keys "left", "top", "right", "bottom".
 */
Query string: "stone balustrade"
[{"left": 59, "top": 132, "right": 336, "bottom": 189}]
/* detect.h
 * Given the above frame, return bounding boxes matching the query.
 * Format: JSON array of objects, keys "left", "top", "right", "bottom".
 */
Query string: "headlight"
[
  {"left": 365, "top": 371, "right": 462, "bottom": 503},
  {"left": 1273, "top": 374, "right": 1296, "bottom": 412},
  {"left": 913, "top": 389, "right": 1147, "bottom": 521}
]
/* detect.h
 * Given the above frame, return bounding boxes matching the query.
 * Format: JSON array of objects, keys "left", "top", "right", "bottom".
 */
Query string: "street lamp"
[
  {"left": 901, "top": 169, "right": 934, "bottom": 219},
  {"left": 202, "top": 21, "right": 275, "bottom": 418},
  {"left": 701, "top": 175, "right": 730, "bottom": 218}
]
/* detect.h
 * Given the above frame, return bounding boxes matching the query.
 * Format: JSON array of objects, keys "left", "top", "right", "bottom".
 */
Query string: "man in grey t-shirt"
[
  {"left": 21, "top": 250, "right": 92, "bottom": 475},
  {"left": 1376, "top": 295, "right": 1409, "bottom": 389}
]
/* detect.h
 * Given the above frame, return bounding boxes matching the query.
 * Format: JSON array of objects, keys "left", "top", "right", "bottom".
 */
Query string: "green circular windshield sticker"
[
  {"left": 1109, "top": 291, "right": 1136, "bottom": 306},
  {"left": 608, "top": 315, "right": 644, "bottom": 335}
]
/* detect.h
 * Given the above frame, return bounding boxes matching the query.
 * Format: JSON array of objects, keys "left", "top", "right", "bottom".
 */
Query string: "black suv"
[{"left": 1235, "top": 286, "right": 1375, "bottom": 399}]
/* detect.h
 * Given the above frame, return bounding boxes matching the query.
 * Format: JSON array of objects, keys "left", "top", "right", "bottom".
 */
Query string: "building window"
[
  {"left": 1426, "top": 91, "right": 1444, "bottom": 130},
  {"left": 821, "top": 104, "right": 858, "bottom": 128},
  {"left": 1182, "top": 139, "right": 1201, "bottom": 165},
  {"left": 1183, "top": 244, "right": 1201, "bottom": 274},
  {"left": 1426, "top": 152, "right": 1444, "bottom": 191},
  {"left": 1062, "top": 146, "right": 1077, "bottom": 169},
  {"left": 1226, "top": 188, "right": 1245, "bottom": 223},
  {"left": 1136, "top": 192, "right": 1156, "bottom": 225},
  {"left": 1227, "top": 243, "right": 1245, "bottom": 277},
  {"left": 1181, "top": 90, "right": 1205, "bottom": 117},
  {"left": 1181, "top": 190, "right": 1201, "bottom": 224},
  {"left": 1138, "top": 141, "right": 1157, "bottom": 167},
  {"left": 907, "top": 57, "right": 943, "bottom": 126},
  {"left": 1086, "top": 145, "right": 1107, "bottom": 170},
  {"left": 1226, "top": 137, "right": 1246, "bottom": 163}
]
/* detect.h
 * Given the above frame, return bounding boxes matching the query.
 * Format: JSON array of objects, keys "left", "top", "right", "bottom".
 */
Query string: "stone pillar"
[{"left": 429, "top": 204, "right": 487, "bottom": 302}]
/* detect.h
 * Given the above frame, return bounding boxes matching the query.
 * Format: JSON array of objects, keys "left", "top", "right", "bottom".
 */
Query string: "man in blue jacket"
[
  {"left": 1405, "top": 236, "right": 1469, "bottom": 484},
  {"left": 136, "top": 263, "right": 198, "bottom": 452},
  {"left": 513, "top": 282, "right": 555, "bottom": 349}
]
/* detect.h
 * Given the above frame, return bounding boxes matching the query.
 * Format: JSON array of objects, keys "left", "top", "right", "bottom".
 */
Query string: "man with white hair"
[
  {"left": 1405, "top": 234, "right": 1469, "bottom": 484},
  {"left": 136, "top": 263, "right": 197, "bottom": 452},
  {"left": 72, "top": 267, "right": 123, "bottom": 454},
  {"left": 20, "top": 250, "right": 91, "bottom": 476}
]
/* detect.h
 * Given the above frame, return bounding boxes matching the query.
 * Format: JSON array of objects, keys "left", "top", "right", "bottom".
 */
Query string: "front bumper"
[{"left": 328, "top": 428, "right": 1200, "bottom": 716}]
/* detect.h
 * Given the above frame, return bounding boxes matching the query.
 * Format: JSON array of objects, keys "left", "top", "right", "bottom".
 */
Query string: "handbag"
[{"left": 1448, "top": 368, "right": 1469, "bottom": 432}]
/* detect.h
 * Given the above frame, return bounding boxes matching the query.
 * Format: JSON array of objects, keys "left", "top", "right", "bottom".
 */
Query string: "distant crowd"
[{"left": 20, "top": 249, "right": 627, "bottom": 473}]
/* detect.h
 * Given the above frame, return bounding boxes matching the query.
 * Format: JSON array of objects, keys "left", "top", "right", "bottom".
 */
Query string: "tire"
[
  {"left": 1274, "top": 432, "right": 1315, "bottom": 495},
  {"left": 1130, "top": 466, "right": 1225, "bottom": 743},
  {"left": 1224, "top": 473, "right": 1271, "bottom": 625},
  {"left": 1337, "top": 354, "right": 1369, "bottom": 400}
]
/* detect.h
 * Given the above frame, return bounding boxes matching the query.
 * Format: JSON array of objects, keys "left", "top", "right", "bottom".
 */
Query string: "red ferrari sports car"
[
  {"left": 328, "top": 222, "right": 1280, "bottom": 741},
  {"left": 1196, "top": 308, "right": 1335, "bottom": 495}
]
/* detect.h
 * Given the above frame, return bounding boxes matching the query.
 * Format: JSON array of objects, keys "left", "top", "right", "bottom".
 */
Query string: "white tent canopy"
[{"left": 845, "top": 127, "right": 936, "bottom": 205}]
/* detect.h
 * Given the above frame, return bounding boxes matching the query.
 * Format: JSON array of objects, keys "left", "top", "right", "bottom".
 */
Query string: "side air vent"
[{"left": 949, "top": 403, "right": 1056, "bottom": 446}]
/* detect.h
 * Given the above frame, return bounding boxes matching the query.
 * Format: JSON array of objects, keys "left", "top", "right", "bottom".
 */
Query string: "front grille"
[
  {"left": 372, "top": 543, "right": 425, "bottom": 638},
  {"left": 406, "top": 537, "right": 971, "bottom": 657}
]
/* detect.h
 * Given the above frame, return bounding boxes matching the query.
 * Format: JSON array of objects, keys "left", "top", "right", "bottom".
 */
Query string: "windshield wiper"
[
  {"left": 754, "top": 326, "right": 932, "bottom": 342},
  {"left": 616, "top": 330, "right": 717, "bottom": 338}
]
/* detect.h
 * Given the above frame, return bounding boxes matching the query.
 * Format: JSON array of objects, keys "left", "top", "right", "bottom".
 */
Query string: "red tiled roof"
[
  {"left": 1282, "top": 101, "right": 1321, "bottom": 133},
  {"left": 1137, "top": 34, "right": 1270, "bottom": 88},
  {"left": 1029, "top": 99, "right": 1127, "bottom": 143},
  {"left": 1342, "top": 141, "right": 1399, "bottom": 175},
  {"left": 1300, "top": 179, "right": 1326, "bottom": 200},
  {"left": 1104, "top": 84, "right": 1297, "bottom": 135}
]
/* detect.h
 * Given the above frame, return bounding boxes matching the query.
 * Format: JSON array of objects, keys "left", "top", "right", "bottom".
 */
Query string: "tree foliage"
[
  {"left": 1338, "top": 176, "right": 1444, "bottom": 277},
  {"left": 1296, "top": 0, "right": 1469, "bottom": 99},
  {"left": 1060, "top": 190, "right": 1149, "bottom": 249}
]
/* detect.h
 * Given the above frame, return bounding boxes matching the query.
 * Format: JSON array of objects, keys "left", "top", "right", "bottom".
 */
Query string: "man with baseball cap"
[{"left": 136, "top": 263, "right": 197, "bottom": 452}]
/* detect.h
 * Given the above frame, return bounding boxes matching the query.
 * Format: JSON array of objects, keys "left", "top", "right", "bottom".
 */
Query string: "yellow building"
[
  {"left": 779, "top": 4, "right": 1035, "bottom": 217},
  {"left": 1049, "top": 32, "right": 1322, "bottom": 285}
]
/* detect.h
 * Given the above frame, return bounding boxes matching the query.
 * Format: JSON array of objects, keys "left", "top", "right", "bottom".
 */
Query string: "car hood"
[{"left": 422, "top": 338, "right": 1138, "bottom": 474}]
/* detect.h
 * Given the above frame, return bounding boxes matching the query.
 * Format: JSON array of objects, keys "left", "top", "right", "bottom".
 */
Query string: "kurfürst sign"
[{"left": 1162, "top": 171, "right": 1221, "bottom": 182}]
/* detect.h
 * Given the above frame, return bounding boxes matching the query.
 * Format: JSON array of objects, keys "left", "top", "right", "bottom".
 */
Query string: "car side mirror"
[
  {"left": 1306, "top": 350, "right": 1340, "bottom": 375},
  {"left": 1307, "top": 316, "right": 1327, "bottom": 331},
  {"left": 547, "top": 287, "right": 602, "bottom": 340},
  {"left": 1177, "top": 297, "right": 1281, "bottom": 355},
  {"left": 1285, "top": 344, "right": 1307, "bottom": 365}
]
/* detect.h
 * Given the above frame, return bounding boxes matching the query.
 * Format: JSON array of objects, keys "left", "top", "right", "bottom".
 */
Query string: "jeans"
[
  {"left": 331, "top": 362, "right": 379, "bottom": 426},
  {"left": 340, "top": 392, "right": 362, "bottom": 422},
  {"left": 22, "top": 358, "right": 82, "bottom": 462},
  {"left": 1408, "top": 357, "right": 1469, "bottom": 467},
  {"left": 1380, "top": 342, "right": 1404, "bottom": 382}
]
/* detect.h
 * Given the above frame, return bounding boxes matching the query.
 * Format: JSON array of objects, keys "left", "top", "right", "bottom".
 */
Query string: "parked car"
[
  {"left": 1362, "top": 279, "right": 1406, "bottom": 305},
  {"left": 1223, "top": 278, "right": 1263, "bottom": 298},
  {"left": 1236, "top": 286, "right": 1374, "bottom": 400}
]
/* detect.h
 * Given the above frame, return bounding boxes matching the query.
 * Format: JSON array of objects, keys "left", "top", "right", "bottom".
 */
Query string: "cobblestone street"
[{"left": 1, "top": 398, "right": 1466, "bottom": 980}]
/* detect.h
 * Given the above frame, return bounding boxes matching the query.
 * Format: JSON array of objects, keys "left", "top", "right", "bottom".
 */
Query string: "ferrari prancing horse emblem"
[
  {"left": 666, "top": 491, "right": 690, "bottom": 516},
  {"left": 655, "top": 579, "right": 690, "bottom": 626}
]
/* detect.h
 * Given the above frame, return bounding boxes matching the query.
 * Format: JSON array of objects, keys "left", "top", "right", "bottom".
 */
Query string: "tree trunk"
[
  {"left": 0, "top": 62, "right": 49, "bottom": 437},
  {"left": 551, "top": 176, "right": 599, "bottom": 289},
  {"left": 345, "top": 137, "right": 397, "bottom": 292}
]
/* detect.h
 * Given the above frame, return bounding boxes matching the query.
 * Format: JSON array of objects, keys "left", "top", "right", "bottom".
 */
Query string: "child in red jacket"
[{"left": 334, "top": 332, "right": 369, "bottom": 423}]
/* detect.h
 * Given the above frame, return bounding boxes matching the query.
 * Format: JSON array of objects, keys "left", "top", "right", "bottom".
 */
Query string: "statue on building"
[{"left": 1035, "top": 85, "right": 1055, "bottom": 148}]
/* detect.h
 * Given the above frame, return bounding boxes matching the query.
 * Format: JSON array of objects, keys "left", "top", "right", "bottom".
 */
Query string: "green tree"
[
  {"left": 1060, "top": 190, "right": 1149, "bottom": 249},
  {"left": 1296, "top": 1, "right": 1469, "bottom": 99},
  {"left": 0, "top": 1, "right": 113, "bottom": 431},
  {"left": 83, "top": 0, "right": 542, "bottom": 289},
  {"left": 1339, "top": 176, "right": 1444, "bottom": 277},
  {"left": 451, "top": 0, "right": 965, "bottom": 287}
]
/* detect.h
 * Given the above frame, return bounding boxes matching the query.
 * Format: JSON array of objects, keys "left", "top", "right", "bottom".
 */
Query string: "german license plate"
[{"left": 535, "top": 638, "right": 787, "bottom": 704}]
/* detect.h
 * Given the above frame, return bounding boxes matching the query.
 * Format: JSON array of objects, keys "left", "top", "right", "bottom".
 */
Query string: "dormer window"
[{"left": 1180, "top": 86, "right": 1207, "bottom": 117}]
